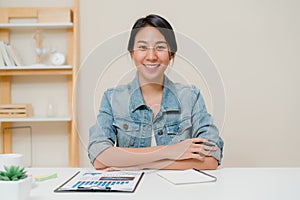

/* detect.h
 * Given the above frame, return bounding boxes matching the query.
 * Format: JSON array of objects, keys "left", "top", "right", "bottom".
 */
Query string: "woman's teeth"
[{"left": 144, "top": 64, "right": 160, "bottom": 68}]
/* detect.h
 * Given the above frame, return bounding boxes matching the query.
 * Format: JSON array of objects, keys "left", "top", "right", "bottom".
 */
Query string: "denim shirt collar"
[{"left": 129, "top": 74, "right": 181, "bottom": 113}]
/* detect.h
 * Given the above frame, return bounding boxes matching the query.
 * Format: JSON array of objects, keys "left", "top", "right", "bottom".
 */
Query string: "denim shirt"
[{"left": 88, "top": 75, "right": 224, "bottom": 165}]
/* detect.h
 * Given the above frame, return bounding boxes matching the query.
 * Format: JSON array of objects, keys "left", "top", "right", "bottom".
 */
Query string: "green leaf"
[
  {"left": 4, "top": 166, "right": 9, "bottom": 172},
  {"left": 20, "top": 175, "right": 27, "bottom": 180},
  {"left": 0, "top": 175, "right": 10, "bottom": 181}
]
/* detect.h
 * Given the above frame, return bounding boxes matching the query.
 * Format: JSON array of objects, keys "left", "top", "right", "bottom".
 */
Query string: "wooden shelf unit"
[{"left": 0, "top": 0, "right": 79, "bottom": 167}]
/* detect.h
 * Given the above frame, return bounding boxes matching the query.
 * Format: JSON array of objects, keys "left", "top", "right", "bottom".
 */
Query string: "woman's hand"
[{"left": 166, "top": 138, "right": 217, "bottom": 161}]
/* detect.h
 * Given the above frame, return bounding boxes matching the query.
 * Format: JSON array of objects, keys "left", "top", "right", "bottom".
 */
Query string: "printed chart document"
[
  {"left": 157, "top": 169, "right": 217, "bottom": 185},
  {"left": 54, "top": 170, "right": 144, "bottom": 193}
]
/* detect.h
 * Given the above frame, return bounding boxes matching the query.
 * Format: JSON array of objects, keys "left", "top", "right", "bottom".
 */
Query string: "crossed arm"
[{"left": 93, "top": 137, "right": 218, "bottom": 170}]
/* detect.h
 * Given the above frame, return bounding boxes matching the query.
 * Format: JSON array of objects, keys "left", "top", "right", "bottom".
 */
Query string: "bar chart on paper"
[{"left": 71, "top": 180, "right": 131, "bottom": 188}]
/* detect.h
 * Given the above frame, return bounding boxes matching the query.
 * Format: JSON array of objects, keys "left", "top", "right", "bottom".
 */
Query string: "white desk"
[{"left": 26, "top": 168, "right": 300, "bottom": 200}]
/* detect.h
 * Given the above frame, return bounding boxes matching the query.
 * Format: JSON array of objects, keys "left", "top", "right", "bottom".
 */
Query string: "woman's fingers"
[
  {"left": 190, "top": 152, "right": 205, "bottom": 161},
  {"left": 189, "top": 138, "right": 217, "bottom": 158},
  {"left": 170, "top": 138, "right": 217, "bottom": 161},
  {"left": 192, "top": 137, "right": 209, "bottom": 144}
]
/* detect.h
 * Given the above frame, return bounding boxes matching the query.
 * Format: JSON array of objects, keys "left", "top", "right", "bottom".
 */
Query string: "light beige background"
[{"left": 0, "top": 0, "right": 299, "bottom": 167}]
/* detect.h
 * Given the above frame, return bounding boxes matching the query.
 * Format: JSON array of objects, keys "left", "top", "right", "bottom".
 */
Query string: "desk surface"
[{"left": 26, "top": 167, "right": 300, "bottom": 200}]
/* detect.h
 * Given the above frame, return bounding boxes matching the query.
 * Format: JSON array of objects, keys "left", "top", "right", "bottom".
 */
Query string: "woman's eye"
[
  {"left": 156, "top": 45, "right": 167, "bottom": 51},
  {"left": 138, "top": 45, "right": 148, "bottom": 51}
]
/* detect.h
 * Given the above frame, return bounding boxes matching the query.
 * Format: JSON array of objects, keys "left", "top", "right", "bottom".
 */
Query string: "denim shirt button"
[
  {"left": 178, "top": 126, "right": 182, "bottom": 133},
  {"left": 157, "top": 129, "right": 163, "bottom": 135},
  {"left": 123, "top": 123, "right": 128, "bottom": 130}
]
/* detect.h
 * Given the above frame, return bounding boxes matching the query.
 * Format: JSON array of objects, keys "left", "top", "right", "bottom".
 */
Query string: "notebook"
[{"left": 157, "top": 169, "right": 217, "bottom": 185}]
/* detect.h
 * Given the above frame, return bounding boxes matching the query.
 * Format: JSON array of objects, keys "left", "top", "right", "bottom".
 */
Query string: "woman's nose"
[{"left": 146, "top": 48, "right": 157, "bottom": 60}]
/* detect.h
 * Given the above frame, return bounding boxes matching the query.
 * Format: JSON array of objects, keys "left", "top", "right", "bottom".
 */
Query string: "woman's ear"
[
  {"left": 169, "top": 53, "right": 174, "bottom": 61},
  {"left": 130, "top": 51, "right": 136, "bottom": 67}
]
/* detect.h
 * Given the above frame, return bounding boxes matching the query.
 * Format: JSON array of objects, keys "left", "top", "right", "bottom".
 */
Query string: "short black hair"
[{"left": 127, "top": 14, "right": 177, "bottom": 57}]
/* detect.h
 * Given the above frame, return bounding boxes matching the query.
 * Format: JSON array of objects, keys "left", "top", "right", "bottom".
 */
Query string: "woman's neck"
[
  {"left": 138, "top": 74, "right": 164, "bottom": 96},
  {"left": 139, "top": 80, "right": 164, "bottom": 116},
  {"left": 140, "top": 83, "right": 163, "bottom": 93}
]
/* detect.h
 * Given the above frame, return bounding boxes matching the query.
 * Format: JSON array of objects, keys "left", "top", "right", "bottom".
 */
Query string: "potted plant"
[{"left": 0, "top": 165, "right": 32, "bottom": 200}]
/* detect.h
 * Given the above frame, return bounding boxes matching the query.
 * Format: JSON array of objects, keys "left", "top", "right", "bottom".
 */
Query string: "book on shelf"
[
  {"left": 0, "top": 41, "right": 13, "bottom": 66},
  {"left": 0, "top": 41, "right": 23, "bottom": 67},
  {"left": 6, "top": 43, "right": 23, "bottom": 66},
  {"left": 0, "top": 45, "right": 4, "bottom": 66}
]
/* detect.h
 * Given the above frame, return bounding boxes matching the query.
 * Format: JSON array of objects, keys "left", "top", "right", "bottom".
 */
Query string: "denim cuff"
[
  {"left": 88, "top": 141, "right": 113, "bottom": 165},
  {"left": 210, "top": 146, "right": 222, "bottom": 165}
]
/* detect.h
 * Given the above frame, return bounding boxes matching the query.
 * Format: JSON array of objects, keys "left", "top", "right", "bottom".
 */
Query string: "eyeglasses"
[{"left": 133, "top": 42, "right": 169, "bottom": 53}]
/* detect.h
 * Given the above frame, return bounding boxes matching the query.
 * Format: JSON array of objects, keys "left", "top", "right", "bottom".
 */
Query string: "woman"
[{"left": 88, "top": 14, "right": 224, "bottom": 170}]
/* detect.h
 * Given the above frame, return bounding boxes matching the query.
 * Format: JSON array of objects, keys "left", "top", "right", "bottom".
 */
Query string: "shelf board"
[
  {"left": 0, "top": 65, "right": 72, "bottom": 70},
  {"left": 0, "top": 22, "right": 73, "bottom": 29},
  {"left": 0, "top": 65, "right": 73, "bottom": 76},
  {"left": 0, "top": 116, "right": 72, "bottom": 122}
]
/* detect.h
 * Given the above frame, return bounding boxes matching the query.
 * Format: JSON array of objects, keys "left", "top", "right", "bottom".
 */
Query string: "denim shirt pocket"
[
  {"left": 165, "top": 118, "right": 192, "bottom": 144},
  {"left": 113, "top": 119, "right": 140, "bottom": 147}
]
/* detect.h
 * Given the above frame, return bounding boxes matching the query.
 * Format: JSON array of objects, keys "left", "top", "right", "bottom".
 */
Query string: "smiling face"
[{"left": 131, "top": 26, "right": 172, "bottom": 85}]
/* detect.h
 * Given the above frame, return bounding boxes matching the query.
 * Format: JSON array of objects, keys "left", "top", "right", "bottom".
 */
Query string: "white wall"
[
  {"left": 1, "top": 0, "right": 300, "bottom": 167},
  {"left": 79, "top": 0, "right": 300, "bottom": 167}
]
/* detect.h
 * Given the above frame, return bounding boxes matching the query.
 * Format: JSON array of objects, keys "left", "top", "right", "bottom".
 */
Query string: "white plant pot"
[{"left": 0, "top": 176, "right": 32, "bottom": 200}]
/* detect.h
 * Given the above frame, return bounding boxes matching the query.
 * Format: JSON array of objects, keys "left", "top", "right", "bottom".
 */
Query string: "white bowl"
[{"left": 0, "top": 153, "right": 24, "bottom": 171}]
